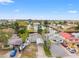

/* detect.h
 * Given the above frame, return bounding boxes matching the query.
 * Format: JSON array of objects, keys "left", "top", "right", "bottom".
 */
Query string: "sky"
[{"left": 0, "top": 0, "right": 79, "bottom": 20}]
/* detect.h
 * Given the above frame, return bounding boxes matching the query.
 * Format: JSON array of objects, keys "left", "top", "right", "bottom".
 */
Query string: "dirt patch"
[
  {"left": 0, "top": 49, "right": 9, "bottom": 56},
  {"left": 21, "top": 43, "right": 37, "bottom": 58}
]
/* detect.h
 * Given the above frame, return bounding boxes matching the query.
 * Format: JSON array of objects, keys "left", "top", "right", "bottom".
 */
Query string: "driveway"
[
  {"left": 3, "top": 50, "right": 21, "bottom": 58},
  {"left": 36, "top": 45, "right": 47, "bottom": 58}
]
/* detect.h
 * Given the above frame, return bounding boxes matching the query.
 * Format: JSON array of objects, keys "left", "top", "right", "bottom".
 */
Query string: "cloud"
[
  {"left": 68, "top": 10, "right": 78, "bottom": 14},
  {"left": 0, "top": 0, "right": 14, "bottom": 4}
]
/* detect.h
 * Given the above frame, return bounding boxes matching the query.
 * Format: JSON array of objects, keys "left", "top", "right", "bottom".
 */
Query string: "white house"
[{"left": 27, "top": 33, "right": 44, "bottom": 45}]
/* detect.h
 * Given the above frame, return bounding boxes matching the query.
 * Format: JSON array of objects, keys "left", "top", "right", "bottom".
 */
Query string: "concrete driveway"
[{"left": 36, "top": 45, "right": 47, "bottom": 58}]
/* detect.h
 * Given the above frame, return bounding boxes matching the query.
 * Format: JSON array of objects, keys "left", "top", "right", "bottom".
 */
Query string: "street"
[{"left": 50, "top": 44, "right": 69, "bottom": 57}]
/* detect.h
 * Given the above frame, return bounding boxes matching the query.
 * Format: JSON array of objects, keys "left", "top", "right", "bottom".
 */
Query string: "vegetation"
[
  {"left": 75, "top": 24, "right": 79, "bottom": 30},
  {"left": 14, "top": 21, "right": 29, "bottom": 43},
  {"left": 18, "top": 28, "right": 26, "bottom": 34},
  {"left": 43, "top": 28, "right": 48, "bottom": 33},
  {"left": 43, "top": 41, "right": 52, "bottom": 57},
  {"left": 58, "top": 21, "right": 65, "bottom": 25},
  {"left": 47, "top": 40, "right": 52, "bottom": 46},
  {"left": 0, "top": 31, "right": 12, "bottom": 47},
  {"left": 38, "top": 28, "right": 43, "bottom": 34},
  {"left": 14, "top": 21, "right": 28, "bottom": 33},
  {"left": 38, "top": 25, "right": 43, "bottom": 34},
  {"left": 18, "top": 29, "right": 29, "bottom": 43},
  {"left": 44, "top": 20, "right": 48, "bottom": 27},
  {"left": 17, "top": 21, "right": 28, "bottom": 27}
]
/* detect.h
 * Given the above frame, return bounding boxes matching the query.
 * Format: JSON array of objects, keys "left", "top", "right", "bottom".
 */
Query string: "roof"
[
  {"left": 36, "top": 38, "right": 44, "bottom": 44},
  {"left": 60, "top": 32, "right": 79, "bottom": 43},
  {"left": 8, "top": 34, "right": 22, "bottom": 45},
  {"left": 60, "top": 32, "right": 72, "bottom": 39},
  {"left": 8, "top": 38, "right": 22, "bottom": 45}
]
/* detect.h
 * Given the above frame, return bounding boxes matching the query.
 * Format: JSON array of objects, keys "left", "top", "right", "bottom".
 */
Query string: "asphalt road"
[{"left": 50, "top": 44, "right": 69, "bottom": 57}]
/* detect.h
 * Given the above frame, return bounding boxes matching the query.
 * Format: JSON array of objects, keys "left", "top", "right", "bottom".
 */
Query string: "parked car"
[
  {"left": 59, "top": 40, "right": 63, "bottom": 43},
  {"left": 19, "top": 43, "right": 27, "bottom": 51},
  {"left": 10, "top": 49, "right": 17, "bottom": 57},
  {"left": 53, "top": 39, "right": 63, "bottom": 44},
  {"left": 67, "top": 48, "right": 76, "bottom": 53},
  {"left": 61, "top": 42, "right": 68, "bottom": 47}
]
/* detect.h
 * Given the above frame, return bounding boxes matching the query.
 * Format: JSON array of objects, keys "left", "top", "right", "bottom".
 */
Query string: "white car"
[
  {"left": 26, "top": 40, "right": 30, "bottom": 45},
  {"left": 19, "top": 44, "right": 26, "bottom": 51},
  {"left": 53, "top": 39, "right": 63, "bottom": 44}
]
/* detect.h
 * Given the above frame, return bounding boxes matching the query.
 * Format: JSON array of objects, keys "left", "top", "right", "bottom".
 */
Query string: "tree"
[
  {"left": 18, "top": 30, "right": 29, "bottom": 43},
  {"left": 38, "top": 25, "right": 43, "bottom": 34},
  {"left": 44, "top": 20, "right": 48, "bottom": 27},
  {"left": 38, "top": 28, "right": 42, "bottom": 34},
  {"left": 0, "top": 32, "right": 12, "bottom": 47},
  {"left": 14, "top": 22, "right": 19, "bottom": 33},
  {"left": 18, "top": 28, "right": 26, "bottom": 34},
  {"left": 14, "top": 21, "right": 28, "bottom": 34},
  {"left": 75, "top": 24, "right": 79, "bottom": 30},
  {"left": 14, "top": 21, "right": 29, "bottom": 43}
]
